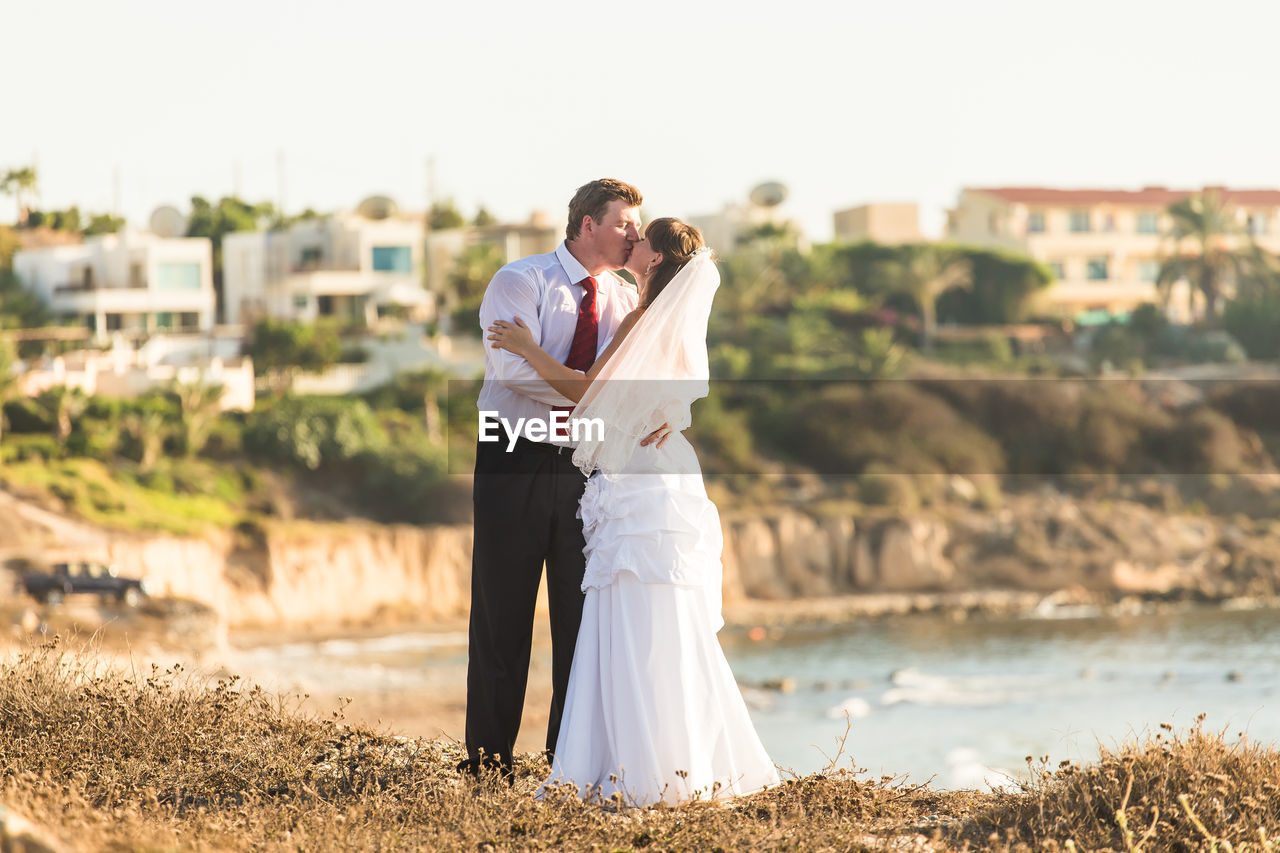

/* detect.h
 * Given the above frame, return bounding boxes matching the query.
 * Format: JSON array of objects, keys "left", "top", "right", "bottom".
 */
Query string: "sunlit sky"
[{"left": 5, "top": 0, "right": 1280, "bottom": 241}]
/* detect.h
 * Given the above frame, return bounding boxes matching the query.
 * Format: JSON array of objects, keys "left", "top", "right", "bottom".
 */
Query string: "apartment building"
[
  {"left": 947, "top": 186, "right": 1280, "bottom": 320},
  {"left": 13, "top": 232, "right": 216, "bottom": 340},
  {"left": 223, "top": 210, "right": 430, "bottom": 326},
  {"left": 833, "top": 202, "right": 923, "bottom": 245}
]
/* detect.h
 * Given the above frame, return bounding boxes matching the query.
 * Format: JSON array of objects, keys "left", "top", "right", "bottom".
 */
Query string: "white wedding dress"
[{"left": 538, "top": 250, "right": 779, "bottom": 807}]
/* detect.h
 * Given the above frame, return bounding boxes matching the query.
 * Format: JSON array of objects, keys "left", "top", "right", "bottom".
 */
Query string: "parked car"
[{"left": 19, "top": 561, "right": 148, "bottom": 606}]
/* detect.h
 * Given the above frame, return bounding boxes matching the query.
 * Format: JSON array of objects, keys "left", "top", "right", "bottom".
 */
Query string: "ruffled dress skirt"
[{"left": 539, "top": 438, "right": 779, "bottom": 806}]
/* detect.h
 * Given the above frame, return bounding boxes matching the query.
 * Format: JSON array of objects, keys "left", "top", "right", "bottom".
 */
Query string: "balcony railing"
[{"left": 53, "top": 282, "right": 149, "bottom": 294}]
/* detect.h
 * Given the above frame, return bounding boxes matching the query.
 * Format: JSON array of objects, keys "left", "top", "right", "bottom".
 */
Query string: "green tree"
[
  {"left": 122, "top": 409, "right": 170, "bottom": 472},
  {"left": 186, "top": 196, "right": 277, "bottom": 319},
  {"left": 169, "top": 381, "right": 224, "bottom": 456},
  {"left": 83, "top": 212, "right": 126, "bottom": 236},
  {"left": 0, "top": 339, "right": 18, "bottom": 445},
  {"left": 473, "top": 206, "right": 496, "bottom": 227},
  {"left": 245, "top": 318, "right": 342, "bottom": 394},
  {"left": 872, "top": 244, "right": 973, "bottom": 353},
  {"left": 34, "top": 386, "right": 86, "bottom": 449},
  {"left": 1, "top": 167, "right": 38, "bottom": 227},
  {"left": 0, "top": 262, "right": 50, "bottom": 331},
  {"left": 448, "top": 242, "right": 505, "bottom": 304},
  {"left": 1156, "top": 192, "right": 1253, "bottom": 322},
  {"left": 272, "top": 207, "right": 323, "bottom": 230},
  {"left": 25, "top": 206, "right": 80, "bottom": 232},
  {"left": 428, "top": 199, "right": 465, "bottom": 231},
  {"left": 245, "top": 396, "right": 388, "bottom": 470},
  {"left": 935, "top": 248, "right": 1053, "bottom": 325},
  {"left": 447, "top": 242, "right": 505, "bottom": 335}
]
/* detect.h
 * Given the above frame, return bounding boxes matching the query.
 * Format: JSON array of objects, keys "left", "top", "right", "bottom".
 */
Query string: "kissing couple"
[{"left": 460, "top": 178, "right": 779, "bottom": 806}]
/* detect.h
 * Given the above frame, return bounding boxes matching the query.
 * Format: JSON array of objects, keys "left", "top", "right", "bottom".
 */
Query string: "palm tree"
[
  {"left": 170, "top": 380, "right": 224, "bottom": 457},
  {"left": 873, "top": 244, "right": 973, "bottom": 353},
  {"left": 1, "top": 167, "right": 39, "bottom": 227},
  {"left": 34, "top": 386, "right": 85, "bottom": 450},
  {"left": 1156, "top": 192, "right": 1253, "bottom": 322},
  {"left": 122, "top": 409, "right": 169, "bottom": 472}
]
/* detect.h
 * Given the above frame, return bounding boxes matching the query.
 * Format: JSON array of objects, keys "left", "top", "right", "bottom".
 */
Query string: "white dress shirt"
[{"left": 477, "top": 242, "right": 639, "bottom": 443}]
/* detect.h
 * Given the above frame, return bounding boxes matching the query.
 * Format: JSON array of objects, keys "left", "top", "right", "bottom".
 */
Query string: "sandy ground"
[{"left": 272, "top": 627, "right": 559, "bottom": 757}]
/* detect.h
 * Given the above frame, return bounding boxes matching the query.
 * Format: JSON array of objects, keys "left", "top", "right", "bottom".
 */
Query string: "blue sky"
[{"left": 5, "top": 0, "right": 1279, "bottom": 240}]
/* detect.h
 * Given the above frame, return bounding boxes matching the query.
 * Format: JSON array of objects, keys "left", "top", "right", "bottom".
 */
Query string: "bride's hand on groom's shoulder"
[{"left": 487, "top": 317, "right": 535, "bottom": 356}]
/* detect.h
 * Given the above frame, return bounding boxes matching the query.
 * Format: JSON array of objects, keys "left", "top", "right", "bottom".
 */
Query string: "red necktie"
[
  {"left": 552, "top": 276, "right": 597, "bottom": 440},
  {"left": 565, "top": 276, "right": 599, "bottom": 371}
]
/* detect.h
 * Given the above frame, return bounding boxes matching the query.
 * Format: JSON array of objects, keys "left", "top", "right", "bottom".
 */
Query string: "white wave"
[
  {"left": 825, "top": 696, "right": 873, "bottom": 720},
  {"left": 943, "top": 747, "right": 1016, "bottom": 791},
  {"left": 881, "top": 667, "right": 1047, "bottom": 708}
]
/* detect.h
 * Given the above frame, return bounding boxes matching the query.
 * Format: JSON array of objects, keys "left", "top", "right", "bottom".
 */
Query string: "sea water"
[
  {"left": 229, "top": 603, "right": 1280, "bottom": 789},
  {"left": 725, "top": 603, "right": 1280, "bottom": 788}
]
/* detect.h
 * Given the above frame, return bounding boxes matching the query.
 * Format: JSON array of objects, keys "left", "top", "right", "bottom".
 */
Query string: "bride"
[{"left": 486, "top": 217, "right": 779, "bottom": 806}]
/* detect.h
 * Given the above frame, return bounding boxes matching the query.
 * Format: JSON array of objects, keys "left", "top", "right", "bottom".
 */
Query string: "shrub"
[
  {"left": 857, "top": 464, "right": 920, "bottom": 511},
  {"left": 1224, "top": 295, "right": 1280, "bottom": 360},
  {"left": 976, "top": 717, "right": 1280, "bottom": 851},
  {"left": 934, "top": 331, "right": 1014, "bottom": 366},
  {"left": 245, "top": 396, "right": 388, "bottom": 470},
  {"left": 781, "top": 382, "right": 1004, "bottom": 477},
  {"left": 1160, "top": 407, "right": 1245, "bottom": 474}
]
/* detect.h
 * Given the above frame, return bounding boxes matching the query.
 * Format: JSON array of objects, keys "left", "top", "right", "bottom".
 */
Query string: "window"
[
  {"left": 293, "top": 294, "right": 309, "bottom": 310},
  {"left": 299, "top": 246, "right": 323, "bottom": 269},
  {"left": 1048, "top": 261, "right": 1066, "bottom": 280},
  {"left": 1102, "top": 214, "right": 1116, "bottom": 232},
  {"left": 1137, "top": 260, "right": 1159, "bottom": 283},
  {"left": 988, "top": 213, "right": 1001, "bottom": 235},
  {"left": 1027, "top": 211, "right": 1046, "bottom": 234},
  {"left": 155, "top": 312, "right": 174, "bottom": 329},
  {"left": 179, "top": 312, "right": 198, "bottom": 329},
  {"left": 129, "top": 262, "right": 145, "bottom": 288},
  {"left": 155, "top": 262, "right": 201, "bottom": 291},
  {"left": 1248, "top": 213, "right": 1269, "bottom": 236},
  {"left": 1136, "top": 212, "right": 1160, "bottom": 234},
  {"left": 1087, "top": 257, "right": 1109, "bottom": 281},
  {"left": 1069, "top": 211, "right": 1091, "bottom": 233},
  {"left": 371, "top": 245, "right": 412, "bottom": 272}
]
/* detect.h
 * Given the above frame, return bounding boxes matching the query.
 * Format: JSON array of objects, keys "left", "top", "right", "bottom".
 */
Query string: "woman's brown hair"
[{"left": 642, "top": 218, "right": 706, "bottom": 308}]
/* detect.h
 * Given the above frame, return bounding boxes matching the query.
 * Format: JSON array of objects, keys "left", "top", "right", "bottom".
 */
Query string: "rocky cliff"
[{"left": 4, "top": 486, "right": 1279, "bottom": 632}]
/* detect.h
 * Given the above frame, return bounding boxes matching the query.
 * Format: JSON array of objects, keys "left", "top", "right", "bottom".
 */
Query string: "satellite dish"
[
  {"left": 749, "top": 181, "right": 788, "bottom": 208},
  {"left": 149, "top": 205, "right": 188, "bottom": 238},
  {"left": 357, "top": 195, "right": 399, "bottom": 220}
]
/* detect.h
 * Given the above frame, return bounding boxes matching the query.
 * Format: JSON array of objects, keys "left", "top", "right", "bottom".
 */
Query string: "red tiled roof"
[{"left": 968, "top": 186, "right": 1280, "bottom": 207}]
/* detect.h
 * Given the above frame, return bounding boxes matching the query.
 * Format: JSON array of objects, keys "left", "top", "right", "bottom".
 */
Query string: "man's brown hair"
[{"left": 566, "top": 178, "right": 643, "bottom": 241}]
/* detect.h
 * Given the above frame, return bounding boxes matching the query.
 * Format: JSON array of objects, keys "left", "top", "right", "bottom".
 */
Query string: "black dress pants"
[{"left": 464, "top": 432, "right": 588, "bottom": 770}]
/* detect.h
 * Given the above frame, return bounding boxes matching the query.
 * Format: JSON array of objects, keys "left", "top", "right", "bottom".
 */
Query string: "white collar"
[{"left": 556, "top": 241, "right": 601, "bottom": 286}]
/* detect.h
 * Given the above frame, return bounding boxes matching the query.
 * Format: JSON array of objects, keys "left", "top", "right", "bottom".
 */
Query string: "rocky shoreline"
[{"left": 4, "top": 482, "right": 1280, "bottom": 641}]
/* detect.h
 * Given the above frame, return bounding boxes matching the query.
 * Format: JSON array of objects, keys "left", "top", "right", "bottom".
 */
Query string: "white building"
[
  {"left": 13, "top": 232, "right": 216, "bottom": 341},
  {"left": 223, "top": 211, "right": 431, "bottom": 326},
  {"left": 423, "top": 211, "right": 561, "bottom": 298},
  {"left": 687, "top": 184, "right": 807, "bottom": 251},
  {"left": 19, "top": 343, "right": 255, "bottom": 412}
]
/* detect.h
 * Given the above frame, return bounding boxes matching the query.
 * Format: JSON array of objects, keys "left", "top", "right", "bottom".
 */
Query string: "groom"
[{"left": 460, "top": 178, "right": 644, "bottom": 776}]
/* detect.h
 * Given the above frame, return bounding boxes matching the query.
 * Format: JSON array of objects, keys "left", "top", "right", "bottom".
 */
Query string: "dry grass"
[
  {"left": 970, "top": 716, "right": 1280, "bottom": 852},
  {"left": 1, "top": 639, "right": 1277, "bottom": 851}
]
